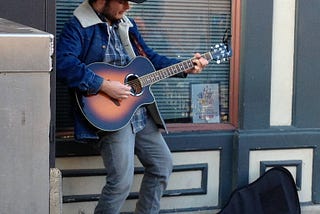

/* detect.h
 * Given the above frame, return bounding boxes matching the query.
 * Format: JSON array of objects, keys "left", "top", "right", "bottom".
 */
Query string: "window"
[
  {"left": 56, "top": 0, "right": 233, "bottom": 133},
  {"left": 127, "top": 0, "right": 231, "bottom": 124}
]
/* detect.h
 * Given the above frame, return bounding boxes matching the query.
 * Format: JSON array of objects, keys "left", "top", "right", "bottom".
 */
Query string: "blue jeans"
[{"left": 94, "top": 116, "right": 173, "bottom": 214}]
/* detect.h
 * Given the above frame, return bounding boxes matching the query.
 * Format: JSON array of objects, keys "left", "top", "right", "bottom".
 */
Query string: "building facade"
[{"left": 1, "top": 0, "right": 320, "bottom": 213}]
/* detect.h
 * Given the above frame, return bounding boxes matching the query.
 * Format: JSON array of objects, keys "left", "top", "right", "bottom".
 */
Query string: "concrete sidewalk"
[
  {"left": 168, "top": 205, "right": 320, "bottom": 214},
  {"left": 301, "top": 205, "right": 320, "bottom": 214}
]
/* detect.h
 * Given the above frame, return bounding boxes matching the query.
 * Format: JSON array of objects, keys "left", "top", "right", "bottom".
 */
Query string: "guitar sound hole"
[{"left": 125, "top": 74, "right": 143, "bottom": 96}]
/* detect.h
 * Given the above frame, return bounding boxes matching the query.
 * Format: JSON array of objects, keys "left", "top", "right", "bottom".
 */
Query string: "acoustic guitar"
[{"left": 75, "top": 42, "right": 232, "bottom": 131}]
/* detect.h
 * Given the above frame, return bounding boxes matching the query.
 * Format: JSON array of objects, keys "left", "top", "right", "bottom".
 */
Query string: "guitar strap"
[{"left": 129, "top": 32, "right": 148, "bottom": 58}]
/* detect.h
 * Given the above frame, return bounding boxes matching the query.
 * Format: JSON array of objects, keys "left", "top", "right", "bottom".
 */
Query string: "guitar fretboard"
[{"left": 139, "top": 52, "right": 213, "bottom": 87}]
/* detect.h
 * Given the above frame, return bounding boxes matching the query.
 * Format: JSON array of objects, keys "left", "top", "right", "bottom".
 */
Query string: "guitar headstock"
[
  {"left": 210, "top": 42, "right": 232, "bottom": 64},
  {"left": 210, "top": 29, "right": 232, "bottom": 64}
]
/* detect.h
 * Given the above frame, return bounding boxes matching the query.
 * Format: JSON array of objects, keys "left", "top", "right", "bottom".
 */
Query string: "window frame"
[
  {"left": 55, "top": 0, "right": 241, "bottom": 136},
  {"left": 163, "top": 0, "right": 241, "bottom": 132}
]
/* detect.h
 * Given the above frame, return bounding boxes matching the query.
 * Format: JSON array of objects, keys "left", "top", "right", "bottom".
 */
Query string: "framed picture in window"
[{"left": 191, "top": 83, "right": 220, "bottom": 123}]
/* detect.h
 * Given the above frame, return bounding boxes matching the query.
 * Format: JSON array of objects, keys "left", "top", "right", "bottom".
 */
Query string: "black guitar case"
[{"left": 218, "top": 167, "right": 301, "bottom": 214}]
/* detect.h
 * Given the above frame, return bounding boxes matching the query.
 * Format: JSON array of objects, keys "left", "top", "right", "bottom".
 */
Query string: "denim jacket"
[{"left": 56, "top": 0, "right": 186, "bottom": 141}]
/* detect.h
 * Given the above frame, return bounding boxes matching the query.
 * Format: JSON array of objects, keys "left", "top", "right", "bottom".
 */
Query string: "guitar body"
[{"left": 76, "top": 57, "right": 156, "bottom": 131}]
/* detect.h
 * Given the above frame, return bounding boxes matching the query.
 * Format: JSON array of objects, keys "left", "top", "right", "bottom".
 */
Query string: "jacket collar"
[
  {"left": 74, "top": 0, "right": 102, "bottom": 28},
  {"left": 74, "top": 0, "right": 133, "bottom": 28}
]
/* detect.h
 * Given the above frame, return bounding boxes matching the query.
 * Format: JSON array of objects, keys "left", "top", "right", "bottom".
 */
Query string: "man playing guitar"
[{"left": 56, "top": 0, "right": 210, "bottom": 213}]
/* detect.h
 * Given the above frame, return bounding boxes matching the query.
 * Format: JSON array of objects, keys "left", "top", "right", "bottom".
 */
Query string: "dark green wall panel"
[
  {"left": 239, "top": 0, "right": 273, "bottom": 130},
  {"left": 294, "top": 0, "right": 320, "bottom": 128}
]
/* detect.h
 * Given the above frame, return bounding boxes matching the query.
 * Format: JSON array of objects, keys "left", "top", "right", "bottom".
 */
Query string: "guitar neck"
[{"left": 139, "top": 51, "right": 213, "bottom": 87}]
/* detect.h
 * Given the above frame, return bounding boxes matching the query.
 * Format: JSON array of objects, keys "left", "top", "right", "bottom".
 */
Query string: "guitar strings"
[
  {"left": 125, "top": 50, "right": 221, "bottom": 90},
  {"left": 126, "top": 58, "right": 196, "bottom": 88}
]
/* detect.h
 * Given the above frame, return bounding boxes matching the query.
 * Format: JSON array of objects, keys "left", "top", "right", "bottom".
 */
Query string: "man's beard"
[{"left": 103, "top": 2, "right": 120, "bottom": 24}]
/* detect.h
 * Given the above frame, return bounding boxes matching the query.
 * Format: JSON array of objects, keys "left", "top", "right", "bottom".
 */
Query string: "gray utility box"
[{"left": 0, "top": 18, "right": 53, "bottom": 214}]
